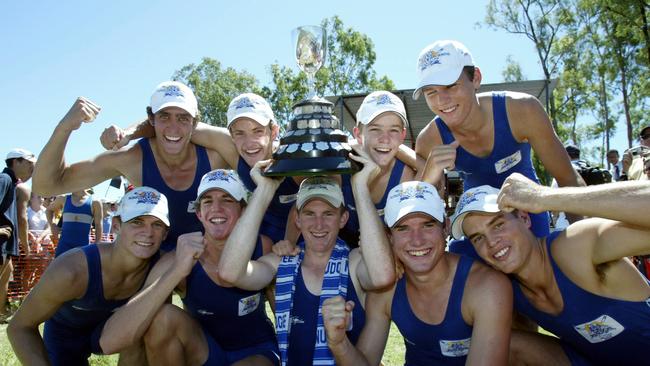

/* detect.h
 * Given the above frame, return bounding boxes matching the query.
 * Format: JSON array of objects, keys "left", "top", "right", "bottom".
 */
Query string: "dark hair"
[
  {"left": 462, "top": 66, "right": 476, "bottom": 82},
  {"left": 606, "top": 149, "right": 619, "bottom": 156}
]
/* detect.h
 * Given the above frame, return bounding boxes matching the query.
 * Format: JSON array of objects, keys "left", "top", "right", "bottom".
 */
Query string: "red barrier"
[{"left": 7, "top": 231, "right": 115, "bottom": 300}]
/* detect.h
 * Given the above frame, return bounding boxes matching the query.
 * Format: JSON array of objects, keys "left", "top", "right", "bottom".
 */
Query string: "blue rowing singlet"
[
  {"left": 512, "top": 231, "right": 650, "bottom": 365},
  {"left": 436, "top": 92, "right": 549, "bottom": 237},
  {"left": 139, "top": 138, "right": 211, "bottom": 252},
  {"left": 55, "top": 194, "right": 93, "bottom": 257},
  {"left": 392, "top": 256, "right": 474, "bottom": 365},
  {"left": 182, "top": 237, "right": 276, "bottom": 351}
]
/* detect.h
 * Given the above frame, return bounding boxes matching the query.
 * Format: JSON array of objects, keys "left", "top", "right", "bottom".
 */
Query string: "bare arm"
[
  {"left": 7, "top": 251, "right": 87, "bottom": 365},
  {"left": 348, "top": 289, "right": 394, "bottom": 366},
  {"left": 218, "top": 161, "right": 282, "bottom": 289},
  {"left": 100, "top": 236, "right": 203, "bottom": 354},
  {"left": 396, "top": 144, "right": 425, "bottom": 173},
  {"left": 100, "top": 119, "right": 152, "bottom": 150},
  {"left": 16, "top": 184, "right": 30, "bottom": 255},
  {"left": 323, "top": 296, "right": 371, "bottom": 366},
  {"left": 509, "top": 94, "right": 584, "bottom": 188},
  {"left": 349, "top": 153, "right": 395, "bottom": 290},
  {"left": 464, "top": 265, "right": 512, "bottom": 366},
  {"left": 190, "top": 122, "right": 239, "bottom": 169},
  {"left": 33, "top": 98, "right": 138, "bottom": 196},
  {"left": 499, "top": 174, "right": 650, "bottom": 263}
]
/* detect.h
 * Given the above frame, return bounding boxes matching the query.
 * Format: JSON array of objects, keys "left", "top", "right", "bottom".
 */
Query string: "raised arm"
[
  {"left": 7, "top": 252, "right": 87, "bottom": 365},
  {"left": 100, "top": 236, "right": 203, "bottom": 354},
  {"left": 32, "top": 98, "right": 133, "bottom": 196},
  {"left": 349, "top": 153, "right": 395, "bottom": 290},
  {"left": 218, "top": 161, "right": 282, "bottom": 290}
]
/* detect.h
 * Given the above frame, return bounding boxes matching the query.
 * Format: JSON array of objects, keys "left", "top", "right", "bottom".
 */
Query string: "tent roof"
[{"left": 324, "top": 78, "right": 557, "bottom": 147}]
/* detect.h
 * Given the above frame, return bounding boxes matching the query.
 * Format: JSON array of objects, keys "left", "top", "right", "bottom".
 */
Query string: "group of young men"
[{"left": 5, "top": 39, "right": 649, "bottom": 366}]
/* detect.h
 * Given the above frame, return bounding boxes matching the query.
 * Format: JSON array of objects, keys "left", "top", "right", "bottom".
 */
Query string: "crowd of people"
[{"left": 1, "top": 39, "right": 649, "bottom": 365}]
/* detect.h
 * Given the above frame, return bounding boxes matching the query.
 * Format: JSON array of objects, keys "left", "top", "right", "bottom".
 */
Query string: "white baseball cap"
[
  {"left": 356, "top": 91, "right": 408, "bottom": 127},
  {"left": 6, "top": 148, "right": 36, "bottom": 163},
  {"left": 227, "top": 93, "right": 276, "bottom": 128},
  {"left": 296, "top": 176, "right": 344, "bottom": 210},
  {"left": 413, "top": 40, "right": 475, "bottom": 100},
  {"left": 150, "top": 81, "right": 198, "bottom": 117},
  {"left": 196, "top": 169, "right": 250, "bottom": 203},
  {"left": 450, "top": 185, "right": 500, "bottom": 239},
  {"left": 116, "top": 186, "right": 170, "bottom": 227},
  {"left": 384, "top": 181, "right": 445, "bottom": 228}
]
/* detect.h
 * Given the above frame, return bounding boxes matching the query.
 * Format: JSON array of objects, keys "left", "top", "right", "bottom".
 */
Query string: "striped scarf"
[{"left": 275, "top": 238, "right": 350, "bottom": 366}]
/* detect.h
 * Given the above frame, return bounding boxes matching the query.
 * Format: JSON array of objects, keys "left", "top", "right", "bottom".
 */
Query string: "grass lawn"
[{"left": 0, "top": 296, "right": 407, "bottom": 365}]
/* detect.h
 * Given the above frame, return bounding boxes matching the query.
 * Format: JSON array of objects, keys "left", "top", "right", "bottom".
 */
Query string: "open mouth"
[
  {"left": 164, "top": 135, "right": 182, "bottom": 142},
  {"left": 311, "top": 231, "right": 328, "bottom": 238},
  {"left": 135, "top": 241, "right": 154, "bottom": 247},
  {"left": 209, "top": 217, "right": 227, "bottom": 224},
  {"left": 493, "top": 246, "right": 510, "bottom": 260},
  {"left": 440, "top": 105, "right": 458, "bottom": 114},
  {"left": 407, "top": 248, "right": 431, "bottom": 257}
]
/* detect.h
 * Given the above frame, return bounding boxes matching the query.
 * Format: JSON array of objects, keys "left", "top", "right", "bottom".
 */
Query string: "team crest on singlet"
[
  {"left": 439, "top": 338, "right": 471, "bottom": 357},
  {"left": 494, "top": 150, "right": 522, "bottom": 174},
  {"left": 238, "top": 293, "right": 261, "bottom": 316},
  {"left": 574, "top": 314, "right": 624, "bottom": 343}
]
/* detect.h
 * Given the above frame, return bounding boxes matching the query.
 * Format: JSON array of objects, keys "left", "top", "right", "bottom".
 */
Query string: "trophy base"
[{"left": 263, "top": 157, "right": 360, "bottom": 177}]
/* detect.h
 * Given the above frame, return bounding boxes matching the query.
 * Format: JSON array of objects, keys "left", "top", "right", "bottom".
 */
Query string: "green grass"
[{"left": 0, "top": 296, "right": 407, "bottom": 365}]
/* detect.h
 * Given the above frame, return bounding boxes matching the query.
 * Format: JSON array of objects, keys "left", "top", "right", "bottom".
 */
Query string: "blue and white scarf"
[{"left": 275, "top": 238, "right": 350, "bottom": 366}]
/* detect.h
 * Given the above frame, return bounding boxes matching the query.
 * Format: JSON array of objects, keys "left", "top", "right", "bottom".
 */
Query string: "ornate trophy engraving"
[{"left": 264, "top": 26, "right": 359, "bottom": 177}]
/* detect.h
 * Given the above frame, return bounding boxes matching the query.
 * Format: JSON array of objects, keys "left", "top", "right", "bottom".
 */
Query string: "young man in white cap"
[
  {"left": 340, "top": 91, "right": 416, "bottom": 246},
  {"left": 8, "top": 186, "right": 169, "bottom": 365},
  {"left": 413, "top": 40, "right": 582, "bottom": 240},
  {"left": 321, "top": 181, "right": 512, "bottom": 366},
  {"left": 0, "top": 148, "right": 36, "bottom": 320},
  {"left": 216, "top": 155, "right": 395, "bottom": 366},
  {"left": 100, "top": 169, "right": 279, "bottom": 366},
  {"left": 33, "top": 81, "right": 230, "bottom": 252},
  {"left": 453, "top": 173, "right": 650, "bottom": 365}
]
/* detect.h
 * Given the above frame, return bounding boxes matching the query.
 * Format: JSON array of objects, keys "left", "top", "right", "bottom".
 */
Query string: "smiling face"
[
  {"left": 461, "top": 211, "right": 534, "bottom": 274},
  {"left": 422, "top": 68, "right": 481, "bottom": 129},
  {"left": 388, "top": 212, "right": 446, "bottom": 275},
  {"left": 354, "top": 112, "right": 406, "bottom": 168},
  {"left": 151, "top": 106, "right": 196, "bottom": 155},
  {"left": 195, "top": 189, "right": 243, "bottom": 241},
  {"left": 115, "top": 215, "right": 168, "bottom": 259},
  {"left": 229, "top": 118, "right": 278, "bottom": 167},
  {"left": 296, "top": 199, "right": 348, "bottom": 254}
]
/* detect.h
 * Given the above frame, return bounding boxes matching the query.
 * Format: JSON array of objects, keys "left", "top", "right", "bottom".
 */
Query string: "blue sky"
[{"left": 3, "top": 0, "right": 627, "bottom": 200}]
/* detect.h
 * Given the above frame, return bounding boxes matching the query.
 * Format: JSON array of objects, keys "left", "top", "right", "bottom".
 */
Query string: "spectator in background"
[
  {"left": 621, "top": 124, "right": 650, "bottom": 181},
  {"left": 606, "top": 149, "right": 623, "bottom": 181},
  {"left": 101, "top": 199, "right": 117, "bottom": 239},
  {"left": 645, "top": 157, "right": 650, "bottom": 180},
  {"left": 0, "top": 148, "right": 36, "bottom": 322},
  {"left": 47, "top": 189, "right": 102, "bottom": 257},
  {"left": 27, "top": 192, "right": 51, "bottom": 250}
]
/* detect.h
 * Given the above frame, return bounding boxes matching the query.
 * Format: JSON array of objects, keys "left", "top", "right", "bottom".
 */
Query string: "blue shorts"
[
  {"left": 43, "top": 318, "right": 105, "bottom": 366},
  {"left": 203, "top": 328, "right": 279, "bottom": 366}
]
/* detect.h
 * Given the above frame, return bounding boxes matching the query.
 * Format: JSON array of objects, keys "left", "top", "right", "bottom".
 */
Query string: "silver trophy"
[
  {"left": 294, "top": 25, "right": 325, "bottom": 100},
  {"left": 264, "top": 25, "right": 359, "bottom": 177}
]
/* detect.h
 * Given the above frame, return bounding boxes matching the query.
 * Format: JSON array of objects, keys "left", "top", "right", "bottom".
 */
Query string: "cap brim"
[
  {"left": 298, "top": 195, "right": 342, "bottom": 210},
  {"left": 450, "top": 205, "right": 499, "bottom": 240},
  {"left": 387, "top": 205, "right": 444, "bottom": 228},
  {"left": 412, "top": 67, "right": 465, "bottom": 100},
  {"left": 154, "top": 102, "right": 197, "bottom": 117},
  {"left": 358, "top": 110, "right": 408, "bottom": 127},
  {"left": 122, "top": 212, "right": 170, "bottom": 227},
  {"left": 228, "top": 112, "right": 272, "bottom": 128}
]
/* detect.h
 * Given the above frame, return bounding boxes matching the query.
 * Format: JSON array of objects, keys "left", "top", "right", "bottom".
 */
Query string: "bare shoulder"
[
  {"left": 38, "top": 248, "right": 89, "bottom": 298},
  {"left": 503, "top": 91, "right": 545, "bottom": 117},
  {"left": 465, "top": 259, "right": 511, "bottom": 301}
]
